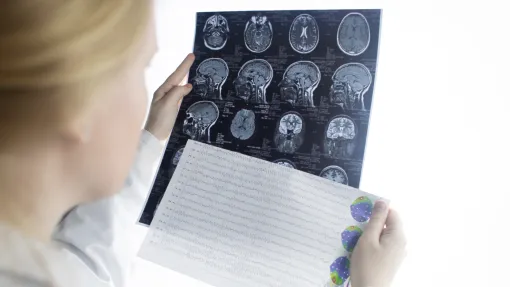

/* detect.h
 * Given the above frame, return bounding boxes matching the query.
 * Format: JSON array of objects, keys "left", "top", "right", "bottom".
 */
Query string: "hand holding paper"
[
  {"left": 138, "top": 141, "right": 402, "bottom": 287},
  {"left": 350, "top": 202, "right": 407, "bottom": 287}
]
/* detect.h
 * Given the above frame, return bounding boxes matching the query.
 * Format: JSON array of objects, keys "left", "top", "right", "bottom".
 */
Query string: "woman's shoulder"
[
  {"left": 0, "top": 223, "right": 117, "bottom": 287},
  {"left": 0, "top": 224, "right": 53, "bottom": 286},
  {"left": 0, "top": 273, "right": 49, "bottom": 287}
]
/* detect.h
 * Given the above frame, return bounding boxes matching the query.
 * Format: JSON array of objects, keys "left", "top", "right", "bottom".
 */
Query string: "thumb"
[
  {"left": 161, "top": 84, "right": 193, "bottom": 106},
  {"left": 363, "top": 200, "right": 389, "bottom": 243},
  {"left": 381, "top": 209, "right": 406, "bottom": 245}
]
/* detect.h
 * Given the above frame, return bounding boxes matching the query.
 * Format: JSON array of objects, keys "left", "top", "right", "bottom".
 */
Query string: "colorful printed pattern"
[
  {"left": 328, "top": 196, "right": 377, "bottom": 285},
  {"left": 330, "top": 256, "right": 350, "bottom": 285},
  {"left": 341, "top": 226, "right": 363, "bottom": 252},
  {"left": 350, "top": 196, "right": 373, "bottom": 222}
]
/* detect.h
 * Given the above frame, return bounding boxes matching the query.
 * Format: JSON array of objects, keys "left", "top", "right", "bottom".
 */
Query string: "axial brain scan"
[
  {"left": 183, "top": 101, "right": 219, "bottom": 143},
  {"left": 203, "top": 14, "right": 230, "bottom": 50},
  {"left": 230, "top": 109, "right": 256, "bottom": 140},
  {"left": 289, "top": 14, "right": 319, "bottom": 54},
  {"left": 320, "top": 165, "right": 349, "bottom": 185},
  {"left": 337, "top": 12, "right": 370, "bottom": 56},
  {"left": 329, "top": 62, "right": 372, "bottom": 110},
  {"left": 324, "top": 115, "right": 357, "bottom": 159},
  {"left": 279, "top": 61, "right": 320, "bottom": 107},
  {"left": 172, "top": 148, "right": 185, "bottom": 166},
  {"left": 273, "top": 159, "right": 296, "bottom": 169},
  {"left": 244, "top": 15, "right": 273, "bottom": 53},
  {"left": 191, "top": 58, "right": 229, "bottom": 100},
  {"left": 274, "top": 112, "right": 305, "bottom": 154},
  {"left": 234, "top": 59, "right": 273, "bottom": 103}
]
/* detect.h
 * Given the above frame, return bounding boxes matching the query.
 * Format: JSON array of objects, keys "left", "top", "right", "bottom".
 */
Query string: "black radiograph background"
[{"left": 140, "top": 9, "right": 381, "bottom": 225}]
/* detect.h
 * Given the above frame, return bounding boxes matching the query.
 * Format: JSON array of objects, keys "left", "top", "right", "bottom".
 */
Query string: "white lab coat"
[{"left": 0, "top": 130, "right": 164, "bottom": 287}]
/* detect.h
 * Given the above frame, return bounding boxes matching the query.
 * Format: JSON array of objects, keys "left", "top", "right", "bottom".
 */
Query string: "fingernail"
[
  {"left": 374, "top": 200, "right": 387, "bottom": 212},
  {"left": 185, "top": 83, "right": 192, "bottom": 88}
]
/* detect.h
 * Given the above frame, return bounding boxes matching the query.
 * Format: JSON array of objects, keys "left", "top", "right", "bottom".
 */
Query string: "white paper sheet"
[{"left": 139, "top": 140, "right": 383, "bottom": 287}]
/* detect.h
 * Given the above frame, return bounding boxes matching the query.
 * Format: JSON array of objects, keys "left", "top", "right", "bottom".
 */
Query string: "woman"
[{"left": 0, "top": 1, "right": 405, "bottom": 286}]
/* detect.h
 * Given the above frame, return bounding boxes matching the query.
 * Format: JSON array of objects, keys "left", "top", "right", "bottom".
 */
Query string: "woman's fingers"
[
  {"left": 381, "top": 209, "right": 406, "bottom": 245},
  {"left": 154, "top": 53, "right": 195, "bottom": 101},
  {"left": 350, "top": 205, "right": 406, "bottom": 287},
  {"left": 162, "top": 84, "right": 193, "bottom": 106},
  {"left": 362, "top": 200, "right": 389, "bottom": 244},
  {"left": 167, "top": 53, "right": 195, "bottom": 86}
]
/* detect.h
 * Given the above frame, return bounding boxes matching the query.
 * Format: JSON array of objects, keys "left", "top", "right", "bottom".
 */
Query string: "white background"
[{"left": 128, "top": 1, "right": 510, "bottom": 287}]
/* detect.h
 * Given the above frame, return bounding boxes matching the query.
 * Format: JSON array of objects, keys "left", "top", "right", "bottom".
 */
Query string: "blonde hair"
[{"left": 0, "top": 0, "right": 151, "bottom": 148}]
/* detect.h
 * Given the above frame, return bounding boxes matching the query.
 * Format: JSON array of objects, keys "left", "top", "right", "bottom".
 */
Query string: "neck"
[{"left": 0, "top": 149, "right": 79, "bottom": 243}]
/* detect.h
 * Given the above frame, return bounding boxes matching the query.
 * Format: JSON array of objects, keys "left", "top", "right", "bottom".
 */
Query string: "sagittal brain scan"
[
  {"left": 273, "top": 159, "right": 296, "bottom": 169},
  {"left": 172, "top": 148, "right": 185, "bottom": 166},
  {"left": 234, "top": 59, "right": 273, "bottom": 103},
  {"left": 324, "top": 115, "right": 357, "bottom": 159},
  {"left": 329, "top": 62, "right": 372, "bottom": 110},
  {"left": 183, "top": 101, "right": 219, "bottom": 143},
  {"left": 191, "top": 58, "right": 229, "bottom": 100},
  {"left": 140, "top": 10, "right": 381, "bottom": 226},
  {"left": 279, "top": 61, "right": 320, "bottom": 107},
  {"left": 230, "top": 109, "right": 256, "bottom": 140},
  {"left": 244, "top": 16, "right": 273, "bottom": 53},
  {"left": 320, "top": 165, "right": 349, "bottom": 185},
  {"left": 274, "top": 112, "right": 305, "bottom": 154},
  {"left": 289, "top": 14, "right": 319, "bottom": 54},
  {"left": 337, "top": 12, "right": 370, "bottom": 56},
  {"left": 203, "top": 14, "right": 229, "bottom": 50}
]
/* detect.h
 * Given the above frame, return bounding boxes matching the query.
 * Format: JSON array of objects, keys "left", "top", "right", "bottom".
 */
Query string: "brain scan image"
[
  {"left": 272, "top": 159, "right": 296, "bottom": 169},
  {"left": 330, "top": 256, "right": 350, "bottom": 286},
  {"left": 203, "top": 14, "right": 230, "bottom": 50},
  {"left": 183, "top": 101, "right": 219, "bottom": 143},
  {"left": 319, "top": 165, "right": 349, "bottom": 185},
  {"left": 244, "top": 15, "right": 273, "bottom": 53},
  {"left": 172, "top": 148, "right": 185, "bottom": 166},
  {"left": 234, "top": 59, "right": 273, "bottom": 103},
  {"left": 289, "top": 14, "right": 319, "bottom": 54},
  {"left": 324, "top": 115, "right": 357, "bottom": 160},
  {"left": 230, "top": 109, "right": 256, "bottom": 140},
  {"left": 341, "top": 226, "right": 363, "bottom": 252},
  {"left": 329, "top": 63, "right": 372, "bottom": 110},
  {"left": 350, "top": 196, "right": 373, "bottom": 222},
  {"left": 337, "top": 12, "right": 370, "bottom": 56},
  {"left": 274, "top": 112, "right": 305, "bottom": 154},
  {"left": 279, "top": 61, "right": 320, "bottom": 107},
  {"left": 191, "top": 58, "right": 229, "bottom": 100}
]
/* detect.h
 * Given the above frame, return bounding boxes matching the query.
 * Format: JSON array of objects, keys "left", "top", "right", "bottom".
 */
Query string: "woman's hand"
[
  {"left": 350, "top": 201, "right": 407, "bottom": 287},
  {"left": 145, "top": 53, "right": 195, "bottom": 140}
]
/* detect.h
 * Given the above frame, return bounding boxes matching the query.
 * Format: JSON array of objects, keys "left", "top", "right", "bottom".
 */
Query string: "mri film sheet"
[{"left": 140, "top": 9, "right": 381, "bottom": 225}]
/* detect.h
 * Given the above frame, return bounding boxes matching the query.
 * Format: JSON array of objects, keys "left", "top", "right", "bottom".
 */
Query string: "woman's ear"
[{"left": 58, "top": 105, "right": 96, "bottom": 147}]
